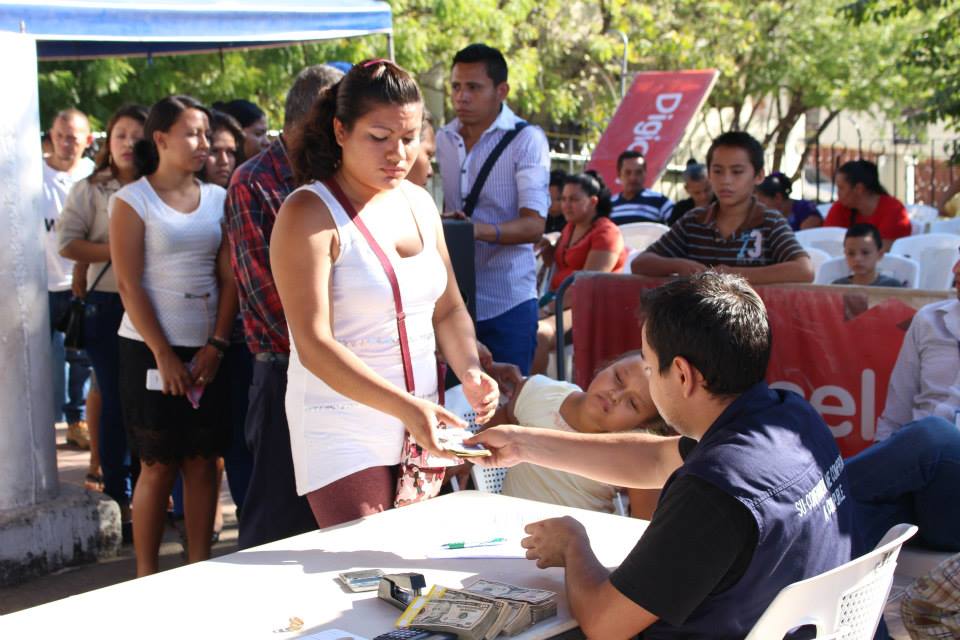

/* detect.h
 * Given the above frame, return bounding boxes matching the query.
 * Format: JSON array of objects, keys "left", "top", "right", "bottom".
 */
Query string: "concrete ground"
[{"left": 0, "top": 424, "right": 240, "bottom": 615}]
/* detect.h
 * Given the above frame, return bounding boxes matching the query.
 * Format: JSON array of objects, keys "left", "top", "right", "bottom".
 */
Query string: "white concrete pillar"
[
  {"left": 0, "top": 31, "right": 58, "bottom": 510},
  {"left": 0, "top": 34, "right": 118, "bottom": 586}
]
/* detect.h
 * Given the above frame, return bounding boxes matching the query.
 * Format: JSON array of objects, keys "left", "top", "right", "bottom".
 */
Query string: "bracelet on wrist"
[
  {"left": 493, "top": 224, "right": 501, "bottom": 243},
  {"left": 206, "top": 336, "right": 229, "bottom": 357}
]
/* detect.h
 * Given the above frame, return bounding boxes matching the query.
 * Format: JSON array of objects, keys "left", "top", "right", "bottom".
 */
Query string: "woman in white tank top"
[
  {"left": 110, "top": 96, "right": 238, "bottom": 576},
  {"left": 271, "top": 60, "right": 499, "bottom": 528}
]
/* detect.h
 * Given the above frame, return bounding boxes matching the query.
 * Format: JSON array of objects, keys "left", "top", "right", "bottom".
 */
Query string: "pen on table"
[{"left": 441, "top": 537, "right": 506, "bottom": 549}]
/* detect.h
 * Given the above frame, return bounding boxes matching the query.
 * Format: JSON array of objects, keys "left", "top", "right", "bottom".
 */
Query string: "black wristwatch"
[{"left": 206, "top": 336, "right": 229, "bottom": 357}]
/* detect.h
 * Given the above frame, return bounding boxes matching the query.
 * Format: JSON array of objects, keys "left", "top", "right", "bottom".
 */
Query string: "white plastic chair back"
[
  {"left": 470, "top": 466, "right": 508, "bottom": 494},
  {"left": 618, "top": 222, "right": 670, "bottom": 252},
  {"left": 814, "top": 256, "right": 852, "bottom": 285},
  {"left": 816, "top": 202, "right": 834, "bottom": 218},
  {"left": 805, "top": 247, "right": 832, "bottom": 278},
  {"left": 443, "top": 384, "right": 480, "bottom": 434},
  {"left": 795, "top": 227, "right": 847, "bottom": 257},
  {"left": 879, "top": 254, "right": 921, "bottom": 288},
  {"left": 745, "top": 524, "right": 917, "bottom": 640},
  {"left": 907, "top": 204, "right": 939, "bottom": 223},
  {"left": 444, "top": 384, "right": 508, "bottom": 493},
  {"left": 815, "top": 254, "right": 921, "bottom": 288},
  {"left": 931, "top": 217, "right": 960, "bottom": 235},
  {"left": 621, "top": 247, "right": 644, "bottom": 273},
  {"left": 890, "top": 233, "right": 960, "bottom": 290}
]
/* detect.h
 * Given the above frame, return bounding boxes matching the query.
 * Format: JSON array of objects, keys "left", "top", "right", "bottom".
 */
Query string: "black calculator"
[{"left": 372, "top": 629, "right": 456, "bottom": 640}]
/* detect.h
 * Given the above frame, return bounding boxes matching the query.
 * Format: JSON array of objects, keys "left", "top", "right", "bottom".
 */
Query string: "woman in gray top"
[{"left": 58, "top": 104, "right": 147, "bottom": 541}]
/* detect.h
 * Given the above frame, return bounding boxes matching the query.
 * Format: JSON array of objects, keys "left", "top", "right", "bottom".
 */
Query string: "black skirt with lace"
[{"left": 118, "top": 337, "right": 229, "bottom": 465}]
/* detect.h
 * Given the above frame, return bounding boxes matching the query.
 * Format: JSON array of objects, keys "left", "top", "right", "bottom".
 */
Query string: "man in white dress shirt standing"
[{"left": 436, "top": 43, "right": 550, "bottom": 374}]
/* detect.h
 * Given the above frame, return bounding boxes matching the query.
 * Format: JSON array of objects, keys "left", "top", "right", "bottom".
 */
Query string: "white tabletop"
[{"left": 0, "top": 491, "right": 647, "bottom": 640}]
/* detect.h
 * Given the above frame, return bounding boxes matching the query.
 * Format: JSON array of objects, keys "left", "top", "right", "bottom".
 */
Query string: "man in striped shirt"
[
  {"left": 436, "top": 44, "right": 550, "bottom": 374},
  {"left": 609, "top": 151, "right": 674, "bottom": 225},
  {"left": 631, "top": 132, "right": 814, "bottom": 285}
]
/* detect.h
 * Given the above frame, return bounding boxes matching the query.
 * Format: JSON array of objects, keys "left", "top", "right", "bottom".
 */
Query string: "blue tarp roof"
[{"left": 0, "top": 0, "right": 392, "bottom": 59}]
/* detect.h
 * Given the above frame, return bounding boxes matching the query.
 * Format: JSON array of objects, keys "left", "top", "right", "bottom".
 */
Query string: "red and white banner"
[
  {"left": 567, "top": 275, "right": 942, "bottom": 457},
  {"left": 587, "top": 69, "right": 718, "bottom": 190}
]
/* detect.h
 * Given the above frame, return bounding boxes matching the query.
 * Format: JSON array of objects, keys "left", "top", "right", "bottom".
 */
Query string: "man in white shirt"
[
  {"left": 876, "top": 246, "right": 960, "bottom": 441},
  {"left": 436, "top": 44, "right": 550, "bottom": 374},
  {"left": 43, "top": 108, "right": 95, "bottom": 446},
  {"left": 842, "top": 247, "right": 960, "bottom": 553}
]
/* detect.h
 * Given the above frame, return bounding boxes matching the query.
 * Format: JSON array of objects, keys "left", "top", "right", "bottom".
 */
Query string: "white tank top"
[
  {"left": 112, "top": 177, "right": 226, "bottom": 347},
  {"left": 285, "top": 180, "right": 447, "bottom": 494}
]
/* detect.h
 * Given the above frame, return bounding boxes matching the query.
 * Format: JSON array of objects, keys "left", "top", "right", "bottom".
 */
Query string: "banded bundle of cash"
[{"left": 395, "top": 580, "right": 557, "bottom": 640}]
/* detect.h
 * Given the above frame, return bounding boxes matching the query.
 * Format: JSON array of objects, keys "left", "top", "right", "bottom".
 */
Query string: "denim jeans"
[
  {"left": 476, "top": 298, "right": 539, "bottom": 376},
  {"left": 82, "top": 291, "right": 134, "bottom": 507},
  {"left": 846, "top": 416, "right": 960, "bottom": 552},
  {"left": 49, "top": 290, "right": 91, "bottom": 423}
]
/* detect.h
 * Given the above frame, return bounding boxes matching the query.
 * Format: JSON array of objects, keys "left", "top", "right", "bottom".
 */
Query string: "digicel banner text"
[{"left": 588, "top": 69, "right": 718, "bottom": 190}]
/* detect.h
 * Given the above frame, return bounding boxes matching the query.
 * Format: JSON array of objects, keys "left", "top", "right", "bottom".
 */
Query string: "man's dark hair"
[
  {"left": 617, "top": 150, "right": 644, "bottom": 173},
  {"left": 707, "top": 131, "right": 765, "bottom": 175},
  {"left": 642, "top": 272, "right": 771, "bottom": 396},
  {"left": 549, "top": 169, "right": 568, "bottom": 189},
  {"left": 845, "top": 223, "right": 883, "bottom": 251},
  {"left": 452, "top": 44, "right": 508, "bottom": 85}
]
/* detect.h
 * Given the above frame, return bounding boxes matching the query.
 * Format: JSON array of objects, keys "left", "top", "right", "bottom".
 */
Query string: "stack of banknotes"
[{"left": 395, "top": 579, "right": 558, "bottom": 640}]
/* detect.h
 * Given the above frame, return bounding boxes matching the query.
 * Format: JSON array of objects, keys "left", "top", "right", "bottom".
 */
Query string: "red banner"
[
  {"left": 568, "top": 274, "right": 936, "bottom": 457},
  {"left": 587, "top": 69, "right": 718, "bottom": 190}
]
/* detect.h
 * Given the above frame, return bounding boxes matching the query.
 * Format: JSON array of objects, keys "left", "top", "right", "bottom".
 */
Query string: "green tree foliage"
[
  {"left": 843, "top": 0, "right": 960, "bottom": 128},
  {"left": 37, "top": 0, "right": 931, "bottom": 173}
]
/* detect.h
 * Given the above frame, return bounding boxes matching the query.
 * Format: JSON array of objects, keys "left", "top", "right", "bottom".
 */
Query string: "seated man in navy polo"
[{"left": 469, "top": 271, "right": 856, "bottom": 639}]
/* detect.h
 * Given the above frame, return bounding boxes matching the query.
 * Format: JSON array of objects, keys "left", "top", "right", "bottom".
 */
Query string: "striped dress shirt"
[{"left": 436, "top": 105, "right": 550, "bottom": 321}]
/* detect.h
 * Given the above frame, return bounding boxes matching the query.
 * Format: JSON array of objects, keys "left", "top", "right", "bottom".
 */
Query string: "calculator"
[{"left": 372, "top": 630, "right": 456, "bottom": 640}]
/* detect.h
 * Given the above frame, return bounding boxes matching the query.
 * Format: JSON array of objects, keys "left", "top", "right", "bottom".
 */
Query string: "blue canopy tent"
[{"left": 0, "top": 0, "right": 393, "bottom": 60}]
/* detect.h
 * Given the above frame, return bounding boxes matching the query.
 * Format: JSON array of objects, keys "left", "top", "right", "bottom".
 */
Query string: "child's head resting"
[
  {"left": 706, "top": 132, "right": 765, "bottom": 209},
  {"left": 584, "top": 351, "right": 665, "bottom": 433},
  {"left": 843, "top": 223, "right": 884, "bottom": 279}
]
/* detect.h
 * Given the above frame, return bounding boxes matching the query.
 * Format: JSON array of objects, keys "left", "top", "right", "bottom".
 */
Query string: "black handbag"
[{"left": 54, "top": 261, "right": 111, "bottom": 350}]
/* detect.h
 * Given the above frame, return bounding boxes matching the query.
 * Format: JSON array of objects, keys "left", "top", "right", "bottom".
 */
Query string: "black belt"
[{"left": 254, "top": 352, "right": 289, "bottom": 363}]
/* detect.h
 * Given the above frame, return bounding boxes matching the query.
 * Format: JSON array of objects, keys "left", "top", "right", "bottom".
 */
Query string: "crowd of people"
[{"left": 39, "top": 40, "right": 960, "bottom": 638}]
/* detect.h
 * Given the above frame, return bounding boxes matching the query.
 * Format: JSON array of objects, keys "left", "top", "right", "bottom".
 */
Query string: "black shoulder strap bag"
[{"left": 461, "top": 121, "right": 529, "bottom": 217}]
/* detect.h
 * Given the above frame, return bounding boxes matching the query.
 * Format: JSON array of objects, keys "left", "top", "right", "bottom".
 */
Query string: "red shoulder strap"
[{"left": 323, "top": 179, "right": 416, "bottom": 395}]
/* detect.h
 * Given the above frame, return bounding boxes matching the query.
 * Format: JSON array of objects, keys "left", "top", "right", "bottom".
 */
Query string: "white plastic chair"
[
  {"left": 443, "top": 384, "right": 507, "bottom": 493},
  {"left": 907, "top": 204, "right": 939, "bottom": 224},
  {"left": 805, "top": 247, "right": 832, "bottom": 278},
  {"left": 795, "top": 227, "right": 847, "bottom": 258},
  {"left": 889, "top": 233, "right": 960, "bottom": 290},
  {"left": 931, "top": 217, "right": 960, "bottom": 235},
  {"left": 817, "top": 202, "right": 834, "bottom": 218},
  {"left": 617, "top": 221, "right": 670, "bottom": 252},
  {"left": 621, "top": 247, "right": 644, "bottom": 273},
  {"left": 745, "top": 523, "right": 917, "bottom": 640},
  {"left": 815, "top": 255, "right": 921, "bottom": 288}
]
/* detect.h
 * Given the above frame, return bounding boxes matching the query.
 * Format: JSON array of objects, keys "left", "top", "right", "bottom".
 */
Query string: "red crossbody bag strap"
[{"left": 323, "top": 179, "right": 416, "bottom": 395}]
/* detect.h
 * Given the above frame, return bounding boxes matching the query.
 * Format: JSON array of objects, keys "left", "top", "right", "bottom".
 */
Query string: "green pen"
[{"left": 441, "top": 537, "right": 506, "bottom": 549}]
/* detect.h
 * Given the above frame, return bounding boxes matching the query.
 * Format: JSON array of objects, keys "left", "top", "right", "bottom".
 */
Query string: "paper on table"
[{"left": 296, "top": 629, "right": 370, "bottom": 640}]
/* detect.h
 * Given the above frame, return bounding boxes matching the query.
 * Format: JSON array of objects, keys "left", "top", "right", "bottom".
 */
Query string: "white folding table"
[{"left": 0, "top": 491, "right": 647, "bottom": 640}]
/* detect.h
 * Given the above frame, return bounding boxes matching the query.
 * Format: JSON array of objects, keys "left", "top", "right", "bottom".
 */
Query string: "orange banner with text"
[{"left": 569, "top": 275, "right": 929, "bottom": 457}]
